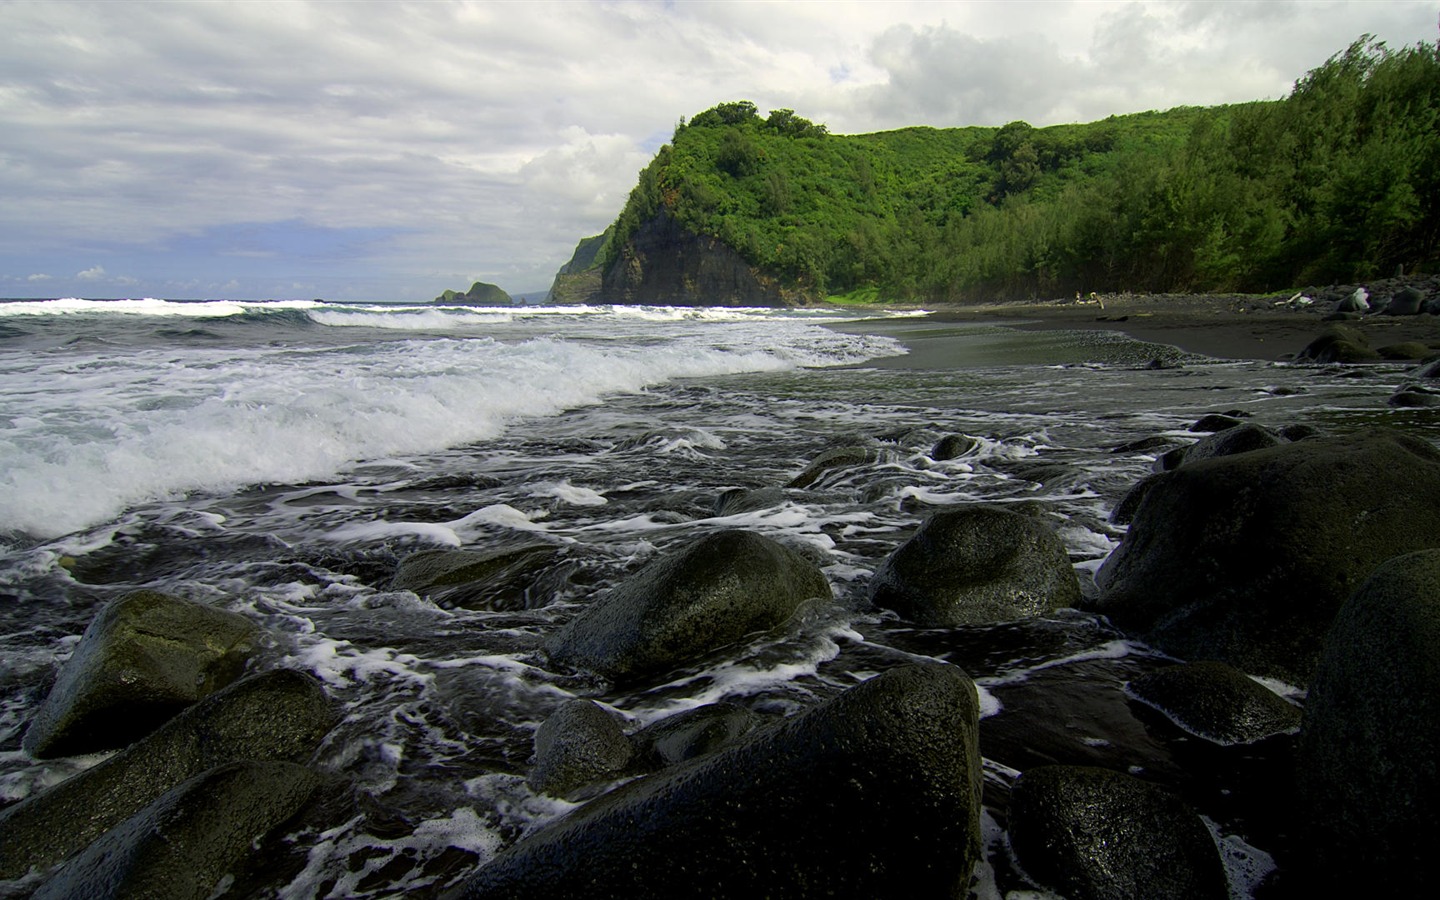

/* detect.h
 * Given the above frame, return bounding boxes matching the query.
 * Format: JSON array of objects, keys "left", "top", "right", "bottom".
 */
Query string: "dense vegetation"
[{"left": 592, "top": 37, "right": 1439, "bottom": 303}]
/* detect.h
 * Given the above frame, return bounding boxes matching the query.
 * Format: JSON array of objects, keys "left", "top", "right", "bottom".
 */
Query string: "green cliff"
[{"left": 576, "top": 37, "right": 1438, "bottom": 305}]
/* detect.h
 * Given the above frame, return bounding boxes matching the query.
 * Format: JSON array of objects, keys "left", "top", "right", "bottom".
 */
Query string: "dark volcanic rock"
[
  {"left": 1179, "top": 423, "right": 1284, "bottom": 466},
  {"left": 32, "top": 761, "right": 321, "bottom": 900},
  {"left": 391, "top": 544, "right": 559, "bottom": 610},
  {"left": 930, "top": 433, "right": 979, "bottom": 461},
  {"left": 1295, "top": 324, "right": 1380, "bottom": 363},
  {"left": 630, "top": 702, "right": 762, "bottom": 769},
  {"left": 1296, "top": 550, "right": 1440, "bottom": 891},
  {"left": 23, "top": 590, "right": 259, "bottom": 758},
  {"left": 713, "top": 485, "right": 787, "bottom": 516},
  {"left": 1093, "top": 429, "right": 1440, "bottom": 684},
  {"left": 869, "top": 505, "right": 1080, "bottom": 626},
  {"left": 447, "top": 663, "right": 983, "bottom": 899},
  {"left": 545, "top": 530, "right": 830, "bottom": 684},
  {"left": 601, "top": 210, "right": 790, "bottom": 307},
  {"left": 785, "top": 445, "right": 870, "bottom": 488},
  {"left": 0, "top": 669, "right": 336, "bottom": 879},
  {"left": 1188, "top": 413, "right": 1244, "bottom": 433},
  {"left": 528, "top": 700, "right": 633, "bottom": 800},
  {"left": 1383, "top": 285, "right": 1426, "bottom": 315},
  {"left": 1127, "top": 660, "right": 1300, "bottom": 745},
  {"left": 1007, "top": 765, "right": 1227, "bottom": 900}
]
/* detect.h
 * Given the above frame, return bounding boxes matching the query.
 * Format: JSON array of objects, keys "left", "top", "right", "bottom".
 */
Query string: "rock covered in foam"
[
  {"left": 868, "top": 505, "right": 1079, "bottom": 626},
  {"left": 1007, "top": 765, "right": 1227, "bottom": 900},
  {"left": 447, "top": 663, "right": 983, "bottom": 899},
  {"left": 544, "top": 530, "right": 830, "bottom": 684},
  {"left": 1296, "top": 549, "right": 1440, "bottom": 891},
  {"left": 23, "top": 590, "right": 260, "bottom": 759}
]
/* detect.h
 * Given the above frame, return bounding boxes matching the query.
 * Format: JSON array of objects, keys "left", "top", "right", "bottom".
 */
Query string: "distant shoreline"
[{"left": 837, "top": 290, "right": 1440, "bottom": 364}]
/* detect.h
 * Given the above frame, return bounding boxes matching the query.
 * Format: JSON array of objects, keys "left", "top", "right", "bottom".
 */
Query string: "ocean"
[{"left": 2, "top": 297, "right": 1435, "bottom": 897}]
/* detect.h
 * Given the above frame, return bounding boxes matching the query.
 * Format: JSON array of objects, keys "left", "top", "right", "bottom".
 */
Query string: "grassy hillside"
[{"left": 594, "top": 37, "right": 1439, "bottom": 303}]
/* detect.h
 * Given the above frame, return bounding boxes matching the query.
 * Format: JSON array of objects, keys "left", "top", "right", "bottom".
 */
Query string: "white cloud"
[
  {"left": 0, "top": 0, "right": 1436, "bottom": 298},
  {"left": 27, "top": 273, "right": 52, "bottom": 281},
  {"left": 75, "top": 265, "right": 106, "bottom": 281}
]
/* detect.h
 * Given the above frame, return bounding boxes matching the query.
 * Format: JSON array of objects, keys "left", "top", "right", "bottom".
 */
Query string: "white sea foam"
[{"left": 0, "top": 306, "right": 904, "bottom": 538}]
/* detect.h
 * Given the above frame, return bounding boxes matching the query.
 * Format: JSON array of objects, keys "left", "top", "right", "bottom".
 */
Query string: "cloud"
[
  {"left": 27, "top": 273, "right": 52, "bottom": 281},
  {"left": 0, "top": 0, "right": 1436, "bottom": 299},
  {"left": 75, "top": 265, "right": 106, "bottom": 281}
]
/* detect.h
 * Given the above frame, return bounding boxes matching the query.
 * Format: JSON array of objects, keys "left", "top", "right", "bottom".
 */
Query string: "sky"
[{"left": 1, "top": 0, "right": 1437, "bottom": 302}]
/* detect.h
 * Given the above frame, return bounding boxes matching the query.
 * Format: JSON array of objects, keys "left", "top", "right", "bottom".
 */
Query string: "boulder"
[
  {"left": 446, "top": 663, "right": 983, "bottom": 899},
  {"left": 930, "top": 434, "right": 978, "bottom": 461},
  {"left": 712, "top": 486, "right": 787, "bottom": 517},
  {"left": 32, "top": 761, "right": 321, "bottom": 900},
  {"left": 869, "top": 505, "right": 1080, "bottom": 626},
  {"left": 545, "top": 530, "right": 830, "bottom": 684},
  {"left": 785, "top": 446, "right": 870, "bottom": 488},
  {"left": 1377, "top": 341, "right": 1434, "bottom": 360},
  {"left": 1188, "top": 413, "right": 1245, "bottom": 433},
  {"left": 0, "top": 669, "right": 336, "bottom": 879},
  {"left": 1295, "top": 324, "right": 1379, "bottom": 363},
  {"left": 1093, "top": 429, "right": 1440, "bottom": 684},
  {"left": 528, "top": 700, "right": 633, "bottom": 800},
  {"left": 1296, "top": 550, "right": 1440, "bottom": 891},
  {"left": 630, "top": 702, "right": 762, "bottom": 769},
  {"left": 23, "top": 590, "right": 259, "bottom": 758},
  {"left": 391, "top": 544, "right": 558, "bottom": 611},
  {"left": 1007, "top": 765, "right": 1227, "bottom": 900},
  {"left": 1178, "top": 423, "right": 1284, "bottom": 466},
  {"left": 1383, "top": 285, "right": 1426, "bottom": 316},
  {"left": 1127, "top": 660, "right": 1300, "bottom": 745}
]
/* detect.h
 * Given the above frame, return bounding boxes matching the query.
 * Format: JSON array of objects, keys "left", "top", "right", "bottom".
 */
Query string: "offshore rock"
[
  {"left": 447, "top": 663, "right": 983, "bottom": 899},
  {"left": 545, "top": 530, "right": 830, "bottom": 684},
  {"left": 0, "top": 669, "right": 336, "bottom": 879},
  {"left": 528, "top": 700, "right": 633, "bottom": 801},
  {"left": 33, "top": 761, "right": 321, "bottom": 900},
  {"left": 1126, "top": 660, "right": 1300, "bottom": 745},
  {"left": 869, "top": 505, "right": 1080, "bottom": 626},
  {"left": 600, "top": 210, "right": 790, "bottom": 307},
  {"left": 1007, "top": 765, "right": 1227, "bottom": 900},
  {"left": 1297, "top": 550, "right": 1440, "bottom": 892},
  {"left": 1093, "top": 429, "right": 1440, "bottom": 684},
  {"left": 23, "top": 590, "right": 259, "bottom": 758}
]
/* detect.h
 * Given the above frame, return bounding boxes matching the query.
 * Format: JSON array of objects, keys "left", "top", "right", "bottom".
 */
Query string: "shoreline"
[{"left": 835, "top": 293, "right": 1440, "bottom": 367}]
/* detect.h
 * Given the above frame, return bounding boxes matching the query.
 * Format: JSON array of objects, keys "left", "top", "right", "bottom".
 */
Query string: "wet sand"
[{"left": 837, "top": 294, "right": 1440, "bottom": 366}]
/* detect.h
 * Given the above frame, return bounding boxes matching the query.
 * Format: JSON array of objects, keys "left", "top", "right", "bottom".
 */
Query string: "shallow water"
[{"left": 2, "top": 299, "right": 1436, "bottom": 897}]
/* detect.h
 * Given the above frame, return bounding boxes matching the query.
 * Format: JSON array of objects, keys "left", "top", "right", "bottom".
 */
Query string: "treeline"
[{"left": 595, "top": 37, "right": 1439, "bottom": 303}]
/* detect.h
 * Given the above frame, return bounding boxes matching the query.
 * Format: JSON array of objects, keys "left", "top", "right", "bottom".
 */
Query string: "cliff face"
[
  {"left": 547, "top": 231, "right": 610, "bottom": 305},
  {"left": 599, "top": 210, "right": 792, "bottom": 307}
]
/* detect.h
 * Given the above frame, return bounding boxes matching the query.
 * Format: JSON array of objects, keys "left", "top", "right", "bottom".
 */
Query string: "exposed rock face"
[
  {"left": 447, "top": 663, "right": 983, "bottom": 899},
  {"left": 0, "top": 669, "right": 336, "bottom": 880},
  {"left": 869, "top": 505, "right": 1080, "bottom": 626},
  {"left": 545, "top": 530, "right": 830, "bottom": 684},
  {"left": 1007, "top": 765, "right": 1227, "bottom": 900},
  {"left": 1093, "top": 429, "right": 1440, "bottom": 684},
  {"left": 600, "top": 210, "right": 791, "bottom": 307},
  {"left": 1297, "top": 550, "right": 1440, "bottom": 891},
  {"left": 436, "top": 282, "right": 512, "bottom": 305},
  {"left": 23, "top": 590, "right": 259, "bottom": 758},
  {"left": 547, "top": 231, "right": 610, "bottom": 305},
  {"left": 32, "top": 761, "right": 321, "bottom": 900},
  {"left": 528, "top": 700, "right": 633, "bottom": 800},
  {"left": 1127, "top": 660, "right": 1300, "bottom": 745}
]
